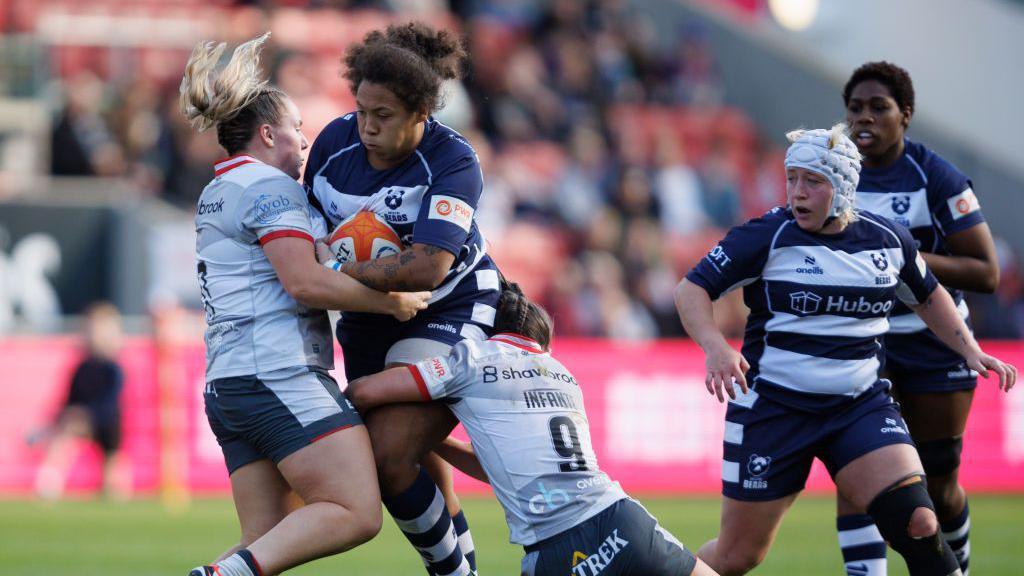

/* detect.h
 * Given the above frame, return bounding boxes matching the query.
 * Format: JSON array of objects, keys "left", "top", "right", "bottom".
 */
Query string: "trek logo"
[
  {"left": 527, "top": 482, "right": 571, "bottom": 514},
  {"left": 707, "top": 245, "right": 731, "bottom": 271},
  {"left": 569, "top": 530, "right": 630, "bottom": 576},
  {"left": 826, "top": 295, "right": 894, "bottom": 315},
  {"left": 789, "top": 290, "right": 822, "bottom": 315},
  {"left": 198, "top": 198, "right": 224, "bottom": 215},
  {"left": 880, "top": 417, "right": 907, "bottom": 435},
  {"left": 796, "top": 255, "right": 824, "bottom": 275},
  {"left": 891, "top": 195, "right": 911, "bottom": 215}
]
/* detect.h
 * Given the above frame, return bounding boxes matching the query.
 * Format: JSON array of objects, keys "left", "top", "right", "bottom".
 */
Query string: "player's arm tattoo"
[{"left": 341, "top": 243, "right": 452, "bottom": 292}]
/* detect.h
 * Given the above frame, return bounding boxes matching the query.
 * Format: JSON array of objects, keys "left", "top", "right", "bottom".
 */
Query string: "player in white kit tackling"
[{"left": 348, "top": 281, "right": 718, "bottom": 576}]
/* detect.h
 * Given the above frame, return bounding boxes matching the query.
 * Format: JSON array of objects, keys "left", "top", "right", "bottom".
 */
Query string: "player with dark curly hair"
[
  {"left": 832, "top": 62, "right": 1000, "bottom": 576},
  {"left": 305, "top": 22, "right": 498, "bottom": 576}
]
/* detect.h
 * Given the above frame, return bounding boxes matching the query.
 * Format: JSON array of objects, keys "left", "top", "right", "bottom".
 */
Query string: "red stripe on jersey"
[
  {"left": 490, "top": 333, "right": 544, "bottom": 353},
  {"left": 258, "top": 230, "right": 314, "bottom": 245},
  {"left": 407, "top": 365, "right": 431, "bottom": 400},
  {"left": 213, "top": 154, "right": 260, "bottom": 176}
]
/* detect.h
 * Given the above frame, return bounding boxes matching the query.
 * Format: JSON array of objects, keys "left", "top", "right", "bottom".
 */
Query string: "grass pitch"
[{"left": 0, "top": 494, "right": 1020, "bottom": 575}]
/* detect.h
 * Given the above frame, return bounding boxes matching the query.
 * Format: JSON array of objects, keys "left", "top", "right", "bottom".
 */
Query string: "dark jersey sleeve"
[
  {"left": 924, "top": 151, "right": 985, "bottom": 237},
  {"left": 412, "top": 141, "right": 483, "bottom": 255},
  {"left": 686, "top": 209, "right": 783, "bottom": 300}
]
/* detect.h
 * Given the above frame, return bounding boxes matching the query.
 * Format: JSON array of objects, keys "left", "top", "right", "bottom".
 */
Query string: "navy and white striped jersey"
[
  {"left": 196, "top": 156, "right": 333, "bottom": 380},
  {"left": 686, "top": 208, "right": 939, "bottom": 411},
  {"left": 853, "top": 139, "right": 984, "bottom": 334},
  {"left": 303, "top": 115, "right": 498, "bottom": 313}
]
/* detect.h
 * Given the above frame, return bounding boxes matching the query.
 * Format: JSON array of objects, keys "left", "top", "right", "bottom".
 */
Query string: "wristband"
[{"left": 323, "top": 259, "right": 342, "bottom": 271}]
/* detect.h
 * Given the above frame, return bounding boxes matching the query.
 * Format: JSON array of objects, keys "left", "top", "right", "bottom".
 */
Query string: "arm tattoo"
[
  {"left": 954, "top": 328, "right": 969, "bottom": 347},
  {"left": 340, "top": 244, "right": 449, "bottom": 292}
]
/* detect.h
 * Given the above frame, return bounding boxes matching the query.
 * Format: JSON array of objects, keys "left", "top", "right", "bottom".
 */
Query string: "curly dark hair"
[
  {"left": 493, "top": 277, "right": 553, "bottom": 351},
  {"left": 843, "top": 61, "right": 915, "bottom": 114},
  {"left": 343, "top": 22, "right": 467, "bottom": 114}
]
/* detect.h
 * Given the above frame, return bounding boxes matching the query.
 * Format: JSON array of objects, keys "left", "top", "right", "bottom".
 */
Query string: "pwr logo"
[
  {"left": 430, "top": 357, "right": 447, "bottom": 378},
  {"left": 428, "top": 195, "right": 473, "bottom": 232}
]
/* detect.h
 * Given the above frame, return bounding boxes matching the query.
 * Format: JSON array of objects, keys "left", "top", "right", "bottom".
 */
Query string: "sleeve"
[
  {"left": 891, "top": 220, "right": 940, "bottom": 306},
  {"left": 684, "top": 212, "right": 779, "bottom": 300},
  {"left": 407, "top": 340, "right": 477, "bottom": 401},
  {"left": 237, "top": 176, "right": 315, "bottom": 245},
  {"left": 412, "top": 146, "right": 483, "bottom": 255},
  {"left": 927, "top": 156, "right": 985, "bottom": 237}
]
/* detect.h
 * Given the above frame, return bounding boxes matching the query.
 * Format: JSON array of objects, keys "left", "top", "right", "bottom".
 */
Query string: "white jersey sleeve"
[{"left": 237, "top": 175, "right": 316, "bottom": 243}]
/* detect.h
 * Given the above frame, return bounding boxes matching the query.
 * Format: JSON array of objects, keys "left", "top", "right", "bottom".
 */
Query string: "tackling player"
[
  {"left": 305, "top": 22, "right": 499, "bottom": 576},
  {"left": 181, "top": 33, "right": 429, "bottom": 576},
  {"left": 347, "top": 280, "right": 718, "bottom": 576},
  {"left": 832, "top": 62, "right": 1000, "bottom": 576},
  {"left": 675, "top": 125, "right": 1015, "bottom": 576}
]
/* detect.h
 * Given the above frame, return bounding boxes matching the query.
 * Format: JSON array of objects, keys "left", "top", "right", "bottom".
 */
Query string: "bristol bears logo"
[
  {"left": 891, "top": 195, "right": 911, "bottom": 215},
  {"left": 747, "top": 454, "right": 771, "bottom": 477},
  {"left": 384, "top": 188, "right": 405, "bottom": 210},
  {"left": 871, "top": 252, "right": 889, "bottom": 271}
]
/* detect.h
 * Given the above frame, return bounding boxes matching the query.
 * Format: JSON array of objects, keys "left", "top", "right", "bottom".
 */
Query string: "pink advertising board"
[{"left": 1, "top": 338, "right": 1022, "bottom": 495}]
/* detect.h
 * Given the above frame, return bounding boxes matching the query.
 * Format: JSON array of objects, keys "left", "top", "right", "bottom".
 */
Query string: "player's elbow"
[
  {"left": 345, "top": 380, "right": 374, "bottom": 411},
  {"left": 282, "top": 279, "right": 320, "bottom": 308},
  {"left": 979, "top": 264, "right": 1000, "bottom": 293}
]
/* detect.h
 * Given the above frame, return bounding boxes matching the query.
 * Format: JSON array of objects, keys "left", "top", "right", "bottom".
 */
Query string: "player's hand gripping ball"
[{"left": 327, "top": 211, "right": 402, "bottom": 264}]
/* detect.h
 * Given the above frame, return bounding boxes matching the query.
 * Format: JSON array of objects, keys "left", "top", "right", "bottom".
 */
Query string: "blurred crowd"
[{"left": 22, "top": 0, "right": 1024, "bottom": 339}]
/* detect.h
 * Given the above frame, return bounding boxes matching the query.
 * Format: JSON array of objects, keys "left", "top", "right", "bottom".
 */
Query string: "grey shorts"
[{"left": 520, "top": 498, "right": 697, "bottom": 576}]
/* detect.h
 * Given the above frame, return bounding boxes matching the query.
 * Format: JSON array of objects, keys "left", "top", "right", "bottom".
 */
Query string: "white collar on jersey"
[
  {"left": 214, "top": 155, "right": 262, "bottom": 176},
  {"left": 490, "top": 333, "right": 545, "bottom": 353}
]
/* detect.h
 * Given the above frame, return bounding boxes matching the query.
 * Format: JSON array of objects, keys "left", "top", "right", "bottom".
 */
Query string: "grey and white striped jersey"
[
  {"left": 409, "top": 334, "right": 627, "bottom": 546},
  {"left": 196, "top": 155, "right": 332, "bottom": 380}
]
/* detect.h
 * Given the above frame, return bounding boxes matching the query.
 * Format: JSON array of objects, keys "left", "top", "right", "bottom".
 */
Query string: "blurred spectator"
[
  {"left": 27, "top": 302, "right": 131, "bottom": 500},
  {"left": 50, "top": 72, "right": 125, "bottom": 176}
]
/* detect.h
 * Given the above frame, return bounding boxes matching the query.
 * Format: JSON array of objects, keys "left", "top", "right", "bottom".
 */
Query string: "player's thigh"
[
  {"left": 365, "top": 401, "right": 458, "bottom": 465},
  {"left": 833, "top": 443, "right": 923, "bottom": 510},
  {"left": 276, "top": 425, "right": 381, "bottom": 516},
  {"left": 897, "top": 390, "right": 973, "bottom": 440},
  {"left": 229, "top": 458, "right": 293, "bottom": 544}
]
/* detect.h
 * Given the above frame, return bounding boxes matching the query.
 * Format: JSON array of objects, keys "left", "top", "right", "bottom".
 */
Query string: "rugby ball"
[{"left": 327, "top": 211, "right": 402, "bottom": 264}]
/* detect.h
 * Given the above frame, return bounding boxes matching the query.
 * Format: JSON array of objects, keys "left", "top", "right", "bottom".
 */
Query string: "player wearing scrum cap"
[
  {"left": 346, "top": 279, "right": 719, "bottom": 576},
  {"left": 833, "top": 62, "right": 1001, "bottom": 576},
  {"left": 675, "top": 125, "right": 1015, "bottom": 576},
  {"left": 180, "top": 33, "right": 429, "bottom": 576}
]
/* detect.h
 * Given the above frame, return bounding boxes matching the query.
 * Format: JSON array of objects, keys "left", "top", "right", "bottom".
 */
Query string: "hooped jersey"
[
  {"left": 195, "top": 155, "right": 333, "bottom": 380},
  {"left": 686, "top": 208, "right": 939, "bottom": 412},
  {"left": 303, "top": 115, "right": 498, "bottom": 315},
  {"left": 854, "top": 139, "right": 984, "bottom": 334},
  {"left": 409, "top": 334, "right": 628, "bottom": 546}
]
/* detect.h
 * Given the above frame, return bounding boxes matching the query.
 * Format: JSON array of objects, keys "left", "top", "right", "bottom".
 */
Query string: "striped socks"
[
  {"left": 451, "top": 509, "right": 476, "bottom": 572},
  {"left": 941, "top": 500, "right": 970, "bottom": 575},
  {"left": 837, "top": 514, "right": 887, "bottom": 576},
  {"left": 384, "top": 469, "right": 472, "bottom": 576}
]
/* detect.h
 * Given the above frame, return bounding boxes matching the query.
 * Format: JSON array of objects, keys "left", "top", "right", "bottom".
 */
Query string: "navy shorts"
[
  {"left": 337, "top": 262, "right": 501, "bottom": 379},
  {"left": 521, "top": 498, "right": 697, "bottom": 576},
  {"left": 722, "top": 383, "right": 916, "bottom": 501},
  {"left": 884, "top": 330, "right": 977, "bottom": 394},
  {"left": 204, "top": 368, "right": 363, "bottom": 474}
]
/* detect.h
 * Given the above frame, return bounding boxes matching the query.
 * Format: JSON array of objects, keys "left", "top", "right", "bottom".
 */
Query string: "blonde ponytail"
[{"left": 179, "top": 32, "right": 272, "bottom": 133}]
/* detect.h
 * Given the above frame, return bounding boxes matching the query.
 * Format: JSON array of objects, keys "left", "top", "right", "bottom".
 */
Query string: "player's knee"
[
  {"left": 907, "top": 507, "right": 938, "bottom": 539},
  {"left": 717, "top": 543, "right": 767, "bottom": 575},
  {"left": 349, "top": 506, "right": 383, "bottom": 546}
]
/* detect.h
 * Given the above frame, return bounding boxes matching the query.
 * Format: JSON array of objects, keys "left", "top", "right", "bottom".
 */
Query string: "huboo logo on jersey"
[
  {"left": 789, "top": 290, "right": 892, "bottom": 316},
  {"left": 789, "top": 291, "right": 822, "bottom": 315},
  {"left": 568, "top": 530, "right": 630, "bottom": 576},
  {"left": 948, "top": 188, "right": 979, "bottom": 221},
  {"left": 428, "top": 195, "right": 474, "bottom": 232}
]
